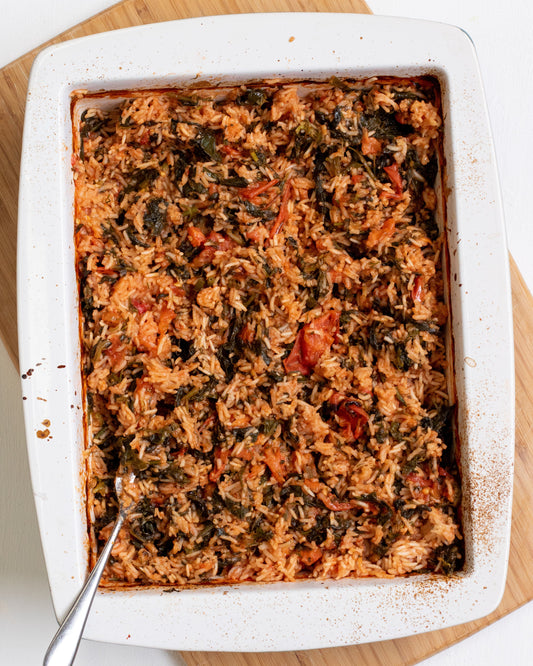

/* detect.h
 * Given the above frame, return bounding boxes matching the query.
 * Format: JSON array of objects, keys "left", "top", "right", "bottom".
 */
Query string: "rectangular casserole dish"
[{"left": 18, "top": 13, "right": 514, "bottom": 651}]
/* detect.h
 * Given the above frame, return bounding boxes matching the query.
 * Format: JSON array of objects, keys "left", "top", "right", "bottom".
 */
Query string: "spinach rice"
[{"left": 74, "top": 77, "right": 463, "bottom": 586}]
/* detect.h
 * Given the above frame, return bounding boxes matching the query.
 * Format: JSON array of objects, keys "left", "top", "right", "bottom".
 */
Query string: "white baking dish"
[{"left": 17, "top": 13, "right": 514, "bottom": 651}]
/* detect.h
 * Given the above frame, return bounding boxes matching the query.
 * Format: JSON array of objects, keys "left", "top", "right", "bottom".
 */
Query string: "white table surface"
[{"left": 1, "top": 1, "right": 532, "bottom": 664}]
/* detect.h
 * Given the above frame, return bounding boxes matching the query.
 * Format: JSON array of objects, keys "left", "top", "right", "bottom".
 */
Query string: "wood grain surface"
[{"left": 1, "top": 1, "right": 531, "bottom": 664}]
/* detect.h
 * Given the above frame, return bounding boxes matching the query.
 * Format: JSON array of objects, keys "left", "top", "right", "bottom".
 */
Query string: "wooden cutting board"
[{"left": 1, "top": 1, "right": 531, "bottom": 664}]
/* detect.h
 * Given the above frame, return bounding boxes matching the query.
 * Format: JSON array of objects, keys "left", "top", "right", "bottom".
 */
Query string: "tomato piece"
[
  {"left": 284, "top": 311, "right": 339, "bottom": 374},
  {"left": 130, "top": 297, "right": 150, "bottom": 314},
  {"left": 187, "top": 226, "right": 206, "bottom": 247},
  {"left": 191, "top": 246, "right": 216, "bottom": 268},
  {"left": 209, "top": 447, "right": 230, "bottom": 482},
  {"left": 412, "top": 276, "right": 425, "bottom": 302},
  {"left": 301, "top": 310, "right": 339, "bottom": 367},
  {"left": 300, "top": 328, "right": 328, "bottom": 367},
  {"left": 191, "top": 232, "right": 235, "bottom": 267},
  {"left": 351, "top": 173, "right": 364, "bottom": 185},
  {"left": 329, "top": 393, "right": 369, "bottom": 441},
  {"left": 269, "top": 181, "right": 292, "bottom": 237},
  {"left": 206, "top": 231, "right": 236, "bottom": 252},
  {"left": 283, "top": 328, "right": 308, "bottom": 374},
  {"left": 328, "top": 391, "right": 344, "bottom": 407},
  {"left": 338, "top": 399, "right": 368, "bottom": 440},
  {"left": 241, "top": 179, "right": 279, "bottom": 200},
  {"left": 361, "top": 128, "right": 382, "bottom": 156},
  {"left": 300, "top": 547, "right": 322, "bottom": 566},
  {"left": 384, "top": 163, "right": 403, "bottom": 197}
]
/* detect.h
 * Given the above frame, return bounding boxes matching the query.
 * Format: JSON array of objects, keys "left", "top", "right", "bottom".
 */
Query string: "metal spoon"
[{"left": 43, "top": 470, "right": 136, "bottom": 666}]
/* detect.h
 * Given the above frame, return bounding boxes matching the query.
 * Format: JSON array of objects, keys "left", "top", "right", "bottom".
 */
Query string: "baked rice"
[{"left": 73, "top": 77, "right": 463, "bottom": 587}]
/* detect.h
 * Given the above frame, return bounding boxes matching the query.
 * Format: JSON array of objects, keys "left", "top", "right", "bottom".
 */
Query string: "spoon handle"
[{"left": 43, "top": 512, "right": 125, "bottom": 666}]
